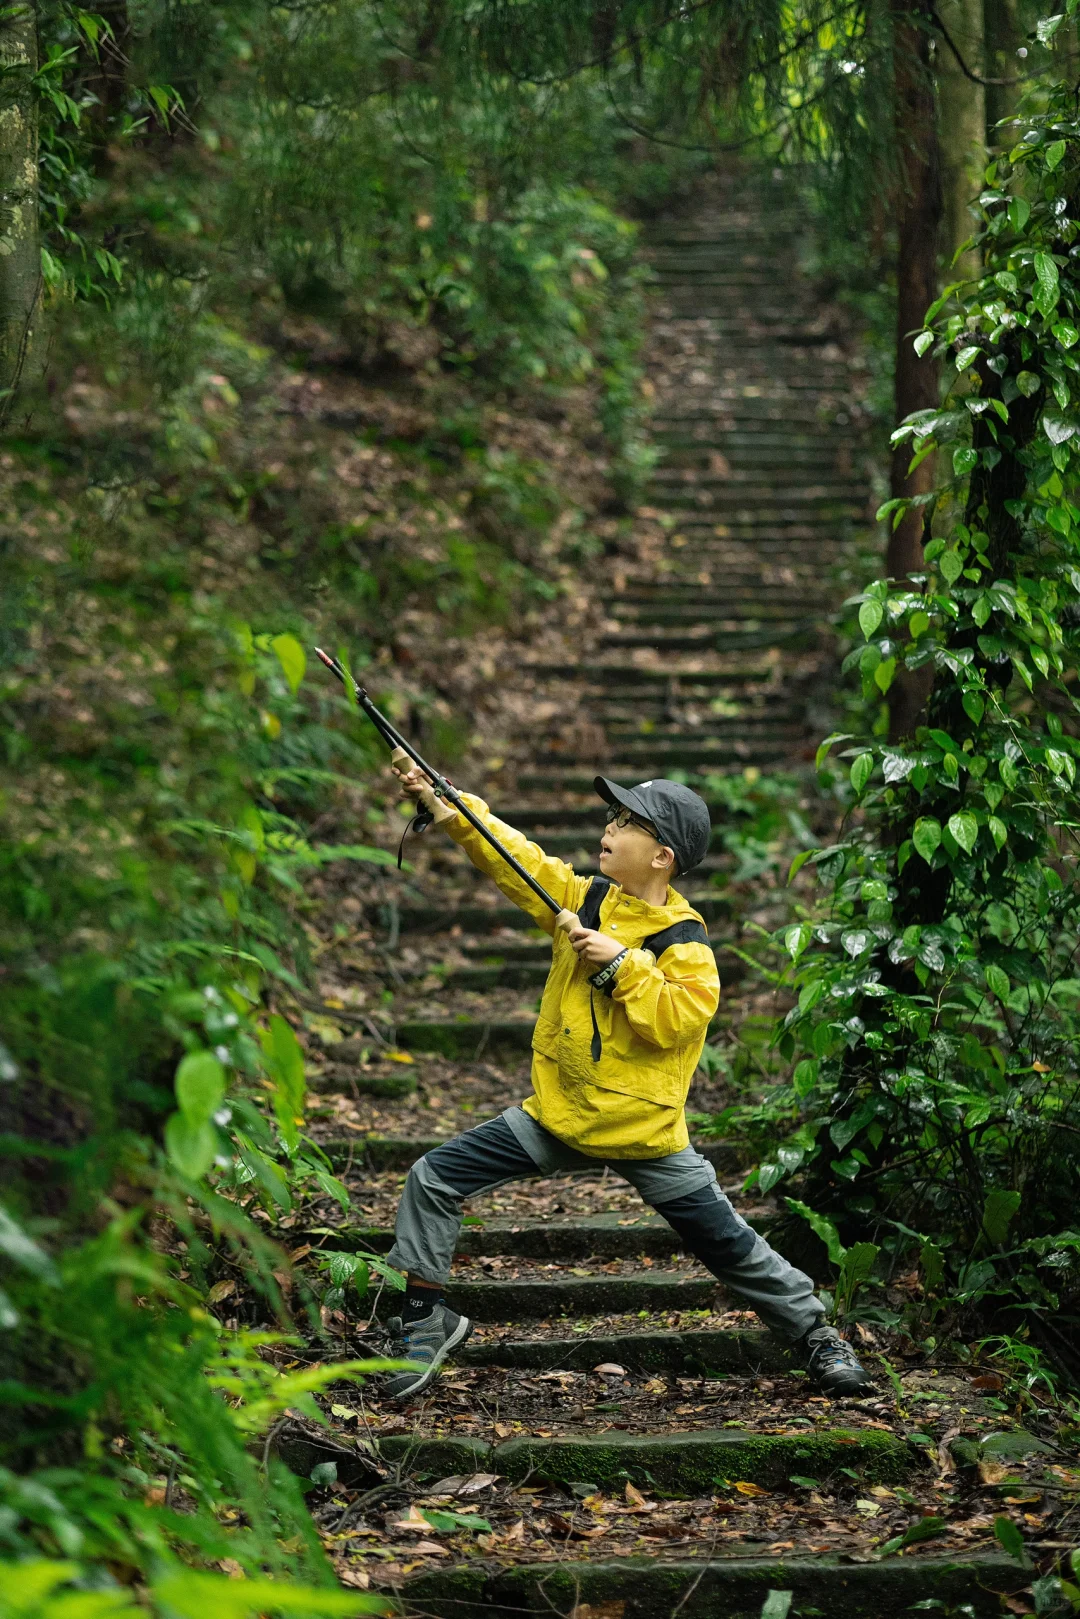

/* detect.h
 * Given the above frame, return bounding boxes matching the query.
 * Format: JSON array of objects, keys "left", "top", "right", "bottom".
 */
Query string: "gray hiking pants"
[{"left": 386, "top": 1105, "right": 824, "bottom": 1343}]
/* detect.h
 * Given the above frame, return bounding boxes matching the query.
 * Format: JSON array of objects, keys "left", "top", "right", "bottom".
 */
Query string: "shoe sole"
[{"left": 385, "top": 1315, "right": 474, "bottom": 1401}]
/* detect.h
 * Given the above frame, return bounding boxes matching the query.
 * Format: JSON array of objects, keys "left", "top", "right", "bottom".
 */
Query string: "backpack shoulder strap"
[
  {"left": 578, "top": 875, "right": 614, "bottom": 931},
  {"left": 641, "top": 917, "right": 711, "bottom": 958}
]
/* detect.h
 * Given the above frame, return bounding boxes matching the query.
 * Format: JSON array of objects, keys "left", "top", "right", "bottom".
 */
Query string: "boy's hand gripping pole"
[{"left": 314, "top": 648, "right": 580, "bottom": 934}]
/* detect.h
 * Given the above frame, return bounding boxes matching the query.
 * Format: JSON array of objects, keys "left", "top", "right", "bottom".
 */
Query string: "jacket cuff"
[{"left": 589, "top": 948, "right": 628, "bottom": 996}]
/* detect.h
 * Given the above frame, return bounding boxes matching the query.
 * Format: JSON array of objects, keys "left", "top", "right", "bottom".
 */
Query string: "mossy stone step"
[
  {"left": 443, "top": 954, "right": 748, "bottom": 993},
  {"left": 444, "top": 961, "right": 550, "bottom": 990},
  {"left": 375, "top": 1426, "right": 914, "bottom": 1493},
  {"left": 380, "top": 896, "right": 734, "bottom": 935},
  {"left": 439, "top": 1273, "right": 719, "bottom": 1320},
  {"left": 515, "top": 770, "right": 762, "bottom": 793},
  {"left": 550, "top": 740, "right": 803, "bottom": 770},
  {"left": 395, "top": 1018, "right": 535, "bottom": 1058},
  {"left": 597, "top": 628, "right": 815, "bottom": 654},
  {"left": 318, "top": 1134, "right": 748, "bottom": 1177},
  {"left": 319, "top": 1134, "right": 447, "bottom": 1172},
  {"left": 461, "top": 1326, "right": 788, "bottom": 1374},
  {"left": 387, "top": 1553, "right": 1024, "bottom": 1619},
  {"left": 309, "top": 1065, "right": 417, "bottom": 1100},
  {"left": 304, "top": 1209, "right": 763, "bottom": 1262},
  {"left": 394, "top": 1011, "right": 741, "bottom": 1062},
  {"left": 523, "top": 664, "right": 775, "bottom": 686},
  {"left": 609, "top": 603, "right": 822, "bottom": 626}
]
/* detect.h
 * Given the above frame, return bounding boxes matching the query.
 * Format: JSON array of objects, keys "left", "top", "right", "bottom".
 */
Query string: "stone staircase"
[{"left": 290, "top": 171, "right": 1031, "bottom": 1615}]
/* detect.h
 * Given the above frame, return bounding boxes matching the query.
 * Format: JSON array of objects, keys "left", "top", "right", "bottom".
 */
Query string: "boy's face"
[{"left": 599, "top": 808, "right": 676, "bottom": 889}]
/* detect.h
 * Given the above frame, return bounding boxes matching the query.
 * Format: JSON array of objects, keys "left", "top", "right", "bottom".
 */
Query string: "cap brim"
[{"left": 594, "top": 776, "right": 656, "bottom": 821}]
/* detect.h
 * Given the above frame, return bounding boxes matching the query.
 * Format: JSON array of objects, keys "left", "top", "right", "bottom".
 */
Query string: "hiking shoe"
[
  {"left": 382, "top": 1305, "right": 473, "bottom": 1401},
  {"left": 800, "top": 1325, "right": 875, "bottom": 1397}
]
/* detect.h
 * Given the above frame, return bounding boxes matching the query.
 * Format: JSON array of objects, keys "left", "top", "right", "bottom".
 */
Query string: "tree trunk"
[
  {"left": 983, "top": 0, "right": 1020, "bottom": 152},
  {"left": 937, "top": 0, "right": 986, "bottom": 278},
  {"left": 887, "top": 0, "right": 943, "bottom": 738},
  {"left": 0, "top": 0, "right": 40, "bottom": 420}
]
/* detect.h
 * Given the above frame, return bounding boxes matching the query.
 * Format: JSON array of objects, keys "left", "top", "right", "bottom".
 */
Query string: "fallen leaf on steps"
[
  {"left": 734, "top": 1481, "right": 769, "bottom": 1496},
  {"left": 338, "top": 1569, "right": 370, "bottom": 1589},
  {"left": 624, "top": 1482, "right": 652, "bottom": 1511},
  {"left": 593, "top": 1363, "right": 626, "bottom": 1376},
  {"left": 386, "top": 1505, "right": 432, "bottom": 1533},
  {"left": 429, "top": 1471, "right": 499, "bottom": 1495},
  {"left": 411, "top": 1540, "right": 449, "bottom": 1555},
  {"left": 493, "top": 1422, "right": 514, "bottom": 1438}
]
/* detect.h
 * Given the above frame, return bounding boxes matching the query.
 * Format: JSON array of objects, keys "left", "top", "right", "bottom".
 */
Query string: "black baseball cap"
[{"left": 595, "top": 776, "right": 712, "bottom": 875}]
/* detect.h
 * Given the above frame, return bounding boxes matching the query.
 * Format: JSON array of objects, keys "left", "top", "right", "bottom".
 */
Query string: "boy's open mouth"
[{"left": 599, "top": 839, "right": 613, "bottom": 857}]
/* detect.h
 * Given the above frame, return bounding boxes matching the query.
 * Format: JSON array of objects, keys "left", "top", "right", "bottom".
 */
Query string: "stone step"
[
  {"left": 540, "top": 742, "right": 804, "bottom": 771},
  {"left": 391, "top": 1010, "right": 747, "bottom": 1063},
  {"left": 377, "top": 896, "right": 734, "bottom": 934},
  {"left": 374, "top": 1425, "right": 914, "bottom": 1492},
  {"left": 595, "top": 626, "right": 815, "bottom": 653},
  {"left": 395, "top": 1018, "right": 535, "bottom": 1058},
  {"left": 608, "top": 602, "right": 827, "bottom": 625},
  {"left": 313, "top": 1208, "right": 758, "bottom": 1262},
  {"left": 489, "top": 801, "right": 733, "bottom": 832},
  {"left": 610, "top": 589, "right": 821, "bottom": 608},
  {"left": 386, "top": 1554, "right": 1023, "bottom": 1619},
  {"left": 523, "top": 664, "right": 776, "bottom": 686},
  {"left": 598, "top": 720, "right": 802, "bottom": 743},
  {"left": 316, "top": 1135, "right": 746, "bottom": 1175},
  {"left": 515, "top": 768, "right": 773, "bottom": 793},
  {"left": 438, "top": 1273, "right": 719, "bottom": 1319},
  {"left": 461, "top": 1325, "right": 787, "bottom": 1373},
  {"left": 444, "top": 952, "right": 747, "bottom": 993}
]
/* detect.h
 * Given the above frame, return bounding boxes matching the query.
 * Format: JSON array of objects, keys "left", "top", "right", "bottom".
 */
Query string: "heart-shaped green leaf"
[
  {"left": 947, "top": 811, "right": 978, "bottom": 854},
  {"left": 912, "top": 818, "right": 942, "bottom": 863},
  {"left": 859, "top": 599, "right": 883, "bottom": 640}
]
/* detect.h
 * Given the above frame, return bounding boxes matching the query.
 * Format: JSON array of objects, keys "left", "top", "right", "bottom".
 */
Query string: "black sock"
[{"left": 403, "top": 1287, "right": 443, "bottom": 1323}]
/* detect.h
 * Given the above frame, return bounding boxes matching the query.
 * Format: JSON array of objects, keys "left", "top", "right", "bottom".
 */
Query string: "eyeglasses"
[{"left": 604, "top": 805, "right": 660, "bottom": 841}]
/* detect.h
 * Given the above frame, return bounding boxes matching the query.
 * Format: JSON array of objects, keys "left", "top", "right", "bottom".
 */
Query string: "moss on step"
[
  {"left": 373, "top": 1427, "right": 913, "bottom": 1494},
  {"left": 374, "top": 1434, "right": 491, "bottom": 1480},
  {"left": 492, "top": 1427, "right": 912, "bottom": 1493},
  {"left": 389, "top": 1552, "right": 1025, "bottom": 1618},
  {"left": 301, "top": 1212, "right": 774, "bottom": 1263},
  {"left": 310, "top": 1068, "right": 417, "bottom": 1099},
  {"left": 395, "top": 1019, "right": 534, "bottom": 1058}
]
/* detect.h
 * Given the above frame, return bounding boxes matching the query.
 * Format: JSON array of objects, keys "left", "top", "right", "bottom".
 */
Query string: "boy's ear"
[{"left": 654, "top": 845, "right": 677, "bottom": 873}]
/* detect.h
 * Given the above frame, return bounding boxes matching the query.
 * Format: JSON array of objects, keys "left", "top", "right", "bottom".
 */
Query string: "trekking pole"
[{"left": 314, "top": 648, "right": 575, "bottom": 926}]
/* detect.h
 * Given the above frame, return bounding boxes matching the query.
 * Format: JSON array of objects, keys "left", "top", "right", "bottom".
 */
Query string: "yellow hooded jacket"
[{"left": 442, "top": 795, "right": 720, "bottom": 1158}]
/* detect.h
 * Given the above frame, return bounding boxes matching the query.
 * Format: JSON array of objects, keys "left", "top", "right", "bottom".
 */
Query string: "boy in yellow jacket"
[{"left": 382, "top": 769, "right": 872, "bottom": 1401}]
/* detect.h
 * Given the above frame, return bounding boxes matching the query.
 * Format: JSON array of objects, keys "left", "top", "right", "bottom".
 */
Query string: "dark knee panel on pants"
[
  {"left": 653, "top": 1185, "right": 758, "bottom": 1270},
  {"left": 423, "top": 1115, "right": 538, "bottom": 1197}
]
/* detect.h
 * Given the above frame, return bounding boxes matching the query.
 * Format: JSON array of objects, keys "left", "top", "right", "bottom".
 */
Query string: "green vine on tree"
[{"left": 754, "top": 24, "right": 1080, "bottom": 1372}]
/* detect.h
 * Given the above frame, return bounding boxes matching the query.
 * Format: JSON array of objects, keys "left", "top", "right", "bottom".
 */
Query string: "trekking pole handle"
[{"left": 314, "top": 648, "right": 566, "bottom": 919}]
